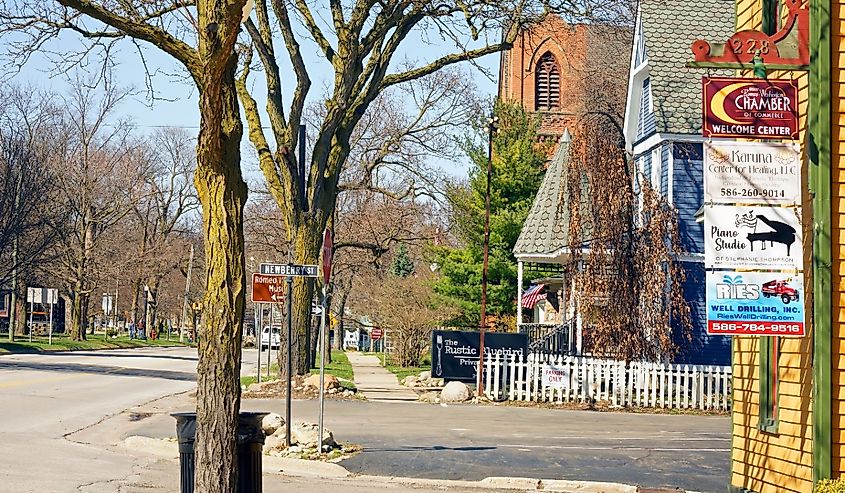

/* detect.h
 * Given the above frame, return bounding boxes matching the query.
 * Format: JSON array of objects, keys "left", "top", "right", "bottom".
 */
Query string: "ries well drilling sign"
[{"left": 703, "top": 140, "right": 805, "bottom": 337}]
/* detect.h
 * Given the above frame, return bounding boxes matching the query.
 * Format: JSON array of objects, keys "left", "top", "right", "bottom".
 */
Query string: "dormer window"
[{"left": 535, "top": 52, "right": 560, "bottom": 111}]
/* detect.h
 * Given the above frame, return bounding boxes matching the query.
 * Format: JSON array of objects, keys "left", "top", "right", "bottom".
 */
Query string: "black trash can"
[{"left": 172, "top": 411, "right": 268, "bottom": 493}]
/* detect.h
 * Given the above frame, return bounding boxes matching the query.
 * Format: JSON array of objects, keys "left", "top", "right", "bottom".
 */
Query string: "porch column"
[{"left": 516, "top": 261, "right": 524, "bottom": 327}]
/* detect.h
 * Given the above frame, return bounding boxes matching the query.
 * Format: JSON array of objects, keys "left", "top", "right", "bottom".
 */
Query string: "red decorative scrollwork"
[{"left": 690, "top": 0, "right": 808, "bottom": 67}]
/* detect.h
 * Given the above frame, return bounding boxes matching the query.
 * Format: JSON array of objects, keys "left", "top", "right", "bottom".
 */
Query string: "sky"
[{"left": 8, "top": 13, "right": 503, "bottom": 183}]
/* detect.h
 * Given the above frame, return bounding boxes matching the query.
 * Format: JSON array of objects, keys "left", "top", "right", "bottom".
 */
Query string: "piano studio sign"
[{"left": 704, "top": 205, "right": 803, "bottom": 270}]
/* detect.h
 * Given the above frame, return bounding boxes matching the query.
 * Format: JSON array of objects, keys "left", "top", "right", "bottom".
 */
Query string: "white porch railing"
[{"left": 482, "top": 353, "right": 732, "bottom": 411}]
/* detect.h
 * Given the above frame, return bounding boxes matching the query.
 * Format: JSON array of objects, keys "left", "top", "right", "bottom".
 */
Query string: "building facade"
[{"left": 622, "top": 0, "right": 735, "bottom": 366}]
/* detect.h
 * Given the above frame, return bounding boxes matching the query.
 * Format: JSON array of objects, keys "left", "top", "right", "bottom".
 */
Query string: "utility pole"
[
  {"left": 180, "top": 244, "right": 194, "bottom": 342},
  {"left": 478, "top": 113, "right": 498, "bottom": 392}
]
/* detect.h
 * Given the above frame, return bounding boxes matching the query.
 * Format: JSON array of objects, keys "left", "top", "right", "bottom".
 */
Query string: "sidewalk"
[{"left": 345, "top": 351, "right": 419, "bottom": 402}]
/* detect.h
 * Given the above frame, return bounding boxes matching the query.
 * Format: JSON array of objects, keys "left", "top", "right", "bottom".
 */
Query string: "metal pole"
[
  {"left": 28, "top": 295, "right": 33, "bottom": 343},
  {"left": 267, "top": 303, "right": 272, "bottom": 380},
  {"left": 478, "top": 115, "right": 494, "bottom": 391},
  {"left": 285, "top": 276, "right": 293, "bottom": 448},
  {"left": 256, "top": 303, "right": 262, "bottom": 384},
  {"left": 180, "top": 245, "right": 194, "bottom": 343},
  {"left": 48, "top": 294, "right": 53, "bottom": 346},
  {"left": 114, "top": 280, "right": 119, "bottom": 335},
  {"left": 318, "top": 285, "right": 327, "bottom": 453}
]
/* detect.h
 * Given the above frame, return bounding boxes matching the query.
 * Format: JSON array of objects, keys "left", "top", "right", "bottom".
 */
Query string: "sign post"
[
  {"left": 284, "top": 275, "right": 293, "bottom": 448},
  {"left": 258, "top": 263, "right": 319, "bottom": 449},
  {"left": 318, "top": 229, "right": 332, "bottom": 453}
]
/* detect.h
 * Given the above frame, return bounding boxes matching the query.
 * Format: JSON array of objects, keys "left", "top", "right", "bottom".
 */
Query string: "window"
[
  {"left": 535, "top": 52, "right": 560, "bottom": 111},
  {"left": 759, "top": 336, "right": 779, "bottom": 433},
  {"left": 762, "top": 0, "right": 781, "bottom": 35}
]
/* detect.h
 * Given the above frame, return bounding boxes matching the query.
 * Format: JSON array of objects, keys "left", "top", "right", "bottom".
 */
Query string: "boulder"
[
  {"left": 440, "top": 381, "right": 473, "bottom": 403},
  {"left": 418, "top": 370, "right": 431, "bottom": 381},
  {"left": 291, "top": 421, "right": 337, "bottom": 449},
  {"left": 261, "top": 413, "right": 285, "bottom": 436},
  {"left": 429, "top": 378, "right": 445, "bottom": 388},
  {"left": 402, "top": 375, "right": 419, "bottom": 387},
  {"left": 304, "top": 373, "right": 342, "bottom": 390}
]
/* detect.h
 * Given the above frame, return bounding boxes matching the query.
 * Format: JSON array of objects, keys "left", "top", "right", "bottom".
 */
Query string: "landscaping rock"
[
  {"left": 418, "top": 370, "right": 431, "bottom": 381},
  {"left": 418, "top": 391, "right": 440, "bottom": 403},
  {"left": 304, "top": 373, "right": 341, "bottom": 390},
  {"left": 430, "top": 378, "right": 445, "bottom": 388},
  {"left": 262, "top": 432, "right": 285, "bottom": 454},
  {"left": 261, "top": 413, "right": 284, "bottom": 436},
  {"left": 440, "top": 381, "right": 473, "bottom": 403},
  {"left": 291, "top": 421, "right": 337, "bottom": 449},
  {"left": 402, "top": 375, "right": 419, "bottom": 387}
]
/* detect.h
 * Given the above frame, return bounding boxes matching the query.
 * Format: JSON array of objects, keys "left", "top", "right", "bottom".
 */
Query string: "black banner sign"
[{"left": 431, "top": 330, "right": 528, "bottom": 382}]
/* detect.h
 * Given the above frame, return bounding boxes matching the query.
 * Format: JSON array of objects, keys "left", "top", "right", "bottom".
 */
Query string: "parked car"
[
  {"left": 260, "top": 326, "right": 281, "bottom": 351},
  {"left": 762, "top": 280, "right": 799, "bottom": 304}
]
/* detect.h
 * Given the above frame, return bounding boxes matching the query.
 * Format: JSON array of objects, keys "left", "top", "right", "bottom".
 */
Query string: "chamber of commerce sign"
[
  {"left": 704, "top": 142, "right": 801, "bottom": 205},
  {"left": 702, "top": 77, "right": 798, "bottom": 140},
  {"left": 706, "top": 271, "right": 805, "bottom": 336}
]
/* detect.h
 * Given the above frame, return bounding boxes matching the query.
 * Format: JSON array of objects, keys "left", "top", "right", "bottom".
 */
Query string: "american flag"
[{"left": 521, "top": 284, "right": 547, "bottom": 309}]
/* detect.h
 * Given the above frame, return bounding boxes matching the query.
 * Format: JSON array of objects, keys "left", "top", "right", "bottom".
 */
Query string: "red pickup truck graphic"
[{"left": 762, "top": 280, "right": 800, "bottom": 304}]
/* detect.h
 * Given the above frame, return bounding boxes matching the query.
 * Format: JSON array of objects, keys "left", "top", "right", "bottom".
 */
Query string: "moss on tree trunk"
[{"left": 192, "top": 55, "right": 247, "bottom": 493}]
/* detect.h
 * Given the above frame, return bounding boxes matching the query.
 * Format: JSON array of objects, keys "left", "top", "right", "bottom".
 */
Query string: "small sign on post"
[
  {"left": 252, "top": 274, "right": 286, "bottom": 303},
  {"left": 371, "top": 328, "right": 383, "bottom": 340},
  {"left": 259, "top": 263, "right": 318, "bottom": 277}
]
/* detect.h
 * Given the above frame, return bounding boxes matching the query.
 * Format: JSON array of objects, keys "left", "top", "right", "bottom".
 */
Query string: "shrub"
[{"left": 817, "top": 479, "right": 845, "bottom": 493}]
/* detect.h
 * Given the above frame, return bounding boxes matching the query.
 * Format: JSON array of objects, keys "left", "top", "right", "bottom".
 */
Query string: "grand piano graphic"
[{"left": 736, "top": 211, "right": 796, "bottom": 256}]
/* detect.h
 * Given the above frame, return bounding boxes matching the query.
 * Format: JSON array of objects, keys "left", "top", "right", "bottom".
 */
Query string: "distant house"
[{"left": 622, "top": 0, "right": 735, "bottom": 365}]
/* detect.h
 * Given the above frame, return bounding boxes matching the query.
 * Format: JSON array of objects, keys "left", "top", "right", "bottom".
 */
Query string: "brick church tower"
[{"left": 498, "top": 16, "right": 630, "bottom": 143}]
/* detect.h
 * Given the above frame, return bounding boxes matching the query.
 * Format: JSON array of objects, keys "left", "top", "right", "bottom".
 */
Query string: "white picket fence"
[{"left": 482, "top": 353, "right": 732, "bottom": 411}]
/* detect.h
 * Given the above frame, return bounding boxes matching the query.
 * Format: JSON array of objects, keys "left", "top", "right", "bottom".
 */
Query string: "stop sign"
[{"left": 322, "top": 229, "right": 333, "bottom": 285}]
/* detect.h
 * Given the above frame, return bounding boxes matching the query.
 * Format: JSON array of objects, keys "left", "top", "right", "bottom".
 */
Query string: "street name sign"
[
  {"left": 704, "top": 142, "right": 801, "bottom": 204},
  {"left": 702, "top": 77, "right": 798, "bottom": 140},
  {"left": 252, "top": 274, "right": 286, "bottom": 303},
  {"left": 259, "top": 263, "right": 318, "bottom": 277}
]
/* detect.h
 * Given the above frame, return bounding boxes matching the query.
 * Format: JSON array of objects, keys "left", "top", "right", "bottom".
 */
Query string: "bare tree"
[
  {"left": 129, "top": 128, "right": 199, "bottom": 333},
  {"left": 0, "top": 86, "right": 60, "bottom": 339},
  {"left": 1, "top": 0, "right": 256, "bottom": 486},
  {"left": 44, "top": 78, "right": 148, "bottom": 340},
  {"left": 234, "top": 0, "right": 634, "bottom": 375}
]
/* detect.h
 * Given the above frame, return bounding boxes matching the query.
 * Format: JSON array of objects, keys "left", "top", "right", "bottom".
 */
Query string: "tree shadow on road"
[{"left": 0, "top": 360, "right": 196, "bottom": 382}]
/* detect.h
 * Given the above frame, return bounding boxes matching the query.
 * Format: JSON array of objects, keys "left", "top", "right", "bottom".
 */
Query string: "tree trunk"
[
  {"left": 192, "top": 60, "right": 247, "bottom": 493},
  {"left": 129, "top": 278, "right": 140, "bottom": 324},
  {"left": 284, "top": 223, "right": 322, "bottom": 375},
  {"left": 70, "top": 282, "right": 84, "bottom": 341}
]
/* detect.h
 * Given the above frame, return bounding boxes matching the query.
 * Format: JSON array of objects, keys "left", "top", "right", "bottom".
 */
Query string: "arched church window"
[{"left": 535, "top": 52, "right": 560, "bottom": 111}]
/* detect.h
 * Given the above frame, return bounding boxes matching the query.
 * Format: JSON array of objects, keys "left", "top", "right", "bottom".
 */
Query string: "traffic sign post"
[
  {"left": 253, "top": 263, "right": 318, "bottom": 449},
  {"left": 318, "top": 229, "right": 332, "bottom": 453}
]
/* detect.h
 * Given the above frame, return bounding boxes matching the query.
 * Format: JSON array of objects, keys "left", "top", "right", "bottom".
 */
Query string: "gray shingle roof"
[
  {"left": 514, "top": 131, "right": 572, "bottom": 258},
  {"left": 640, "top": 0, "right": 735, "bottom": 135}
]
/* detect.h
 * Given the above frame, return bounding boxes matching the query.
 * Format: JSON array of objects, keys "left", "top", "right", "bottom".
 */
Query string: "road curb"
[{"left": 123, "top": 435, "right": 661, "bottom": 493}]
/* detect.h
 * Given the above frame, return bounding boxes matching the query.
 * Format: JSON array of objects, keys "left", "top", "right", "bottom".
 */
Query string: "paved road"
[
  {"left": 0, "top": 347, "right": 199, "bottom": 492},
  {"left": 0, "top": 347, "right": 731, "bottom": 492},
  {"left": 242, "top": 398, "right": 730, "bottom": 493}
]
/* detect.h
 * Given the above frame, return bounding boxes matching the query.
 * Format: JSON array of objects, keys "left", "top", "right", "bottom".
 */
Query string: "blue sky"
[{"left": 9, "top": 16, "right": 503, "bottom": 182}]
